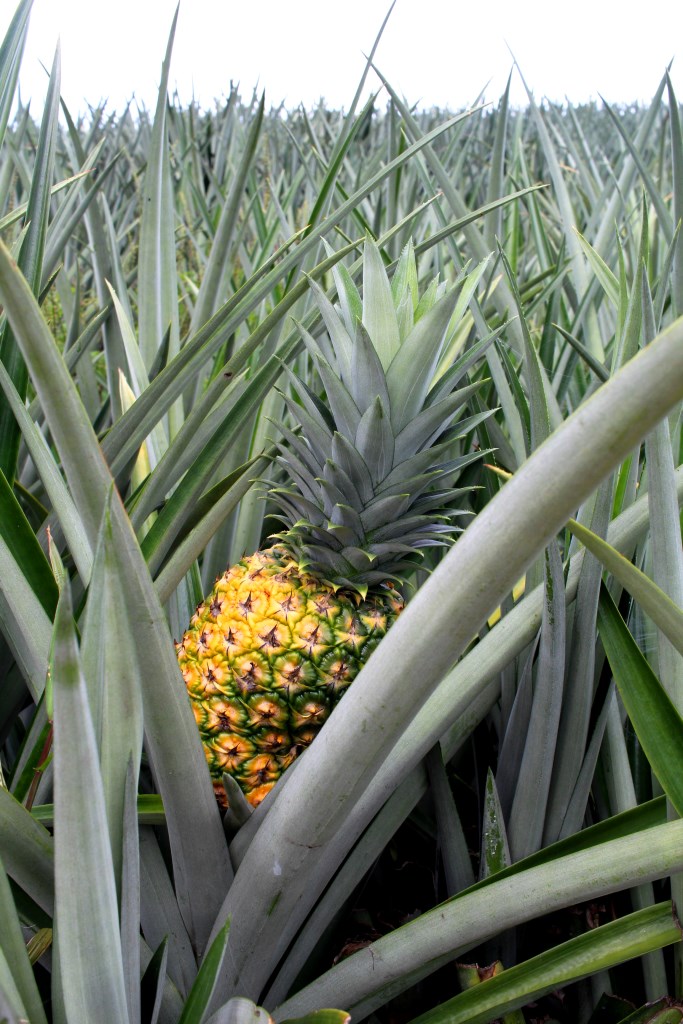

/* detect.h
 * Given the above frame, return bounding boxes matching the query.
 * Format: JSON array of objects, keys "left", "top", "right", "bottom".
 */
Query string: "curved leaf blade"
[
  {"left": 568, "top": 518, "right": 683, "bottom": 657},
  {"left": 597, "top": 585, "right": 683, "bottom": 817},
  {"left": 408, "top": 903, "right": 681, "bottom": 1024},
  {"left": 178, "top": 919, "right": 231, "bottom": 1024}
]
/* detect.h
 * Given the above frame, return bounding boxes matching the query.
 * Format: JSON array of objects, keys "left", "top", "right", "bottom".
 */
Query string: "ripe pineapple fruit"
[{"left": 177, "top": 239, "right": 486, "bottom": 808}]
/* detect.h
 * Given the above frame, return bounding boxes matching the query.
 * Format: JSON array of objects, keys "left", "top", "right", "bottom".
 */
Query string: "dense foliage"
[{"left": 0, "top": 2, "right": 682, "bottom": 1023}]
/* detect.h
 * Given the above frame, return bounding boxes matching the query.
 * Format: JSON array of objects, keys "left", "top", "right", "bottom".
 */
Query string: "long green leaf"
[
  {"left": 0, "top": 949, "right": 26, "bottom": 1024},
  {"left": 667, "top": 72, "right": 683, "bottom": 317},
  {"left": 138, "top": 4, "right": 180, "bottom": 373},
  {"left": 0, "top": 530, "right": 52, "bottom": 700},
  {"left": 642, "top": 275, "right": 683, "bottom": 708},
  {"left": 0, "top": 466, "right": 57, "bottom": 616},
  {"left": 51, "top": 579, "right": 130, "bottom": 1023},
  {"left": 508, "top": 539, "right": 565, "bottom": 860},
  {"left": 80, "top": 490, "right": 144, "bottom": 896},
  {"left": 409, "top": 903, "right": 681, "bottom": 1024},
  {"left": 0, "top": 360, "right": 93, "bottom": 585},
  {"left": 0, "top": 787, "right": 54, "bottom": 915},
  {"left": 386, "top": 286, "right": 460, "bottom": 432},
  {"left": 189, "top": 94, "right": 265, "bottom": 336},
  {"left": 121, "top": 758, "right": 141, "bottom": 1024},
  {"left": 30, "top": 792, "right": 166, "bottom": 828},
  {"left": 153, "top": 455, "right": 270, "bottom": 600},
  {"left": 0, "top": 167, "right": 91, "bottom": 233},
  {"left": 40, "top": 148, "right": 108, "bottom": 286},
  {"left": 0, "top": 853, "right": 49, "bottom": 1024},
  {"left": 362, "top": 235, "right": 400, "bottom": 369},
  {"left": 426, "top": 745, "right": 475, "bottom": 895},
  {"left": 0, "top": 0, "right": 31, "bottom": 152},
  {"left": 597, "top": 585, "right": 683, "bottom": 817},
  {"left": 108, "top": 280, "right": 168, "bottom": 463},
  {"left": 139, "top": 827, "right": 197, "bottom": 998},
  {"left": 480, "top": 769, "right": 511, "bottom": 880},
  {"left": 140, "top": 357, "right": 283, "bottom": 571},
  {"left": 0, "top": 238, "right": 109, "bottom": 549},
  {"left": 178, "top": 920, "right": 231, "bottom": 1024},
  {"left": 546, "top": 482, "right": 613, "bottom": 845},
  {"left": 568, "top": 518, "right": 683, "bottom": 657},
  {"left": 140, "top": 938, "right": 169, "bottom": 1024}
]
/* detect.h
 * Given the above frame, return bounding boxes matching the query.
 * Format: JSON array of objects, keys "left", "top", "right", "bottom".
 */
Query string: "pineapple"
[{"left": 177, "top": 239, "right": 485, "bottom": 808}]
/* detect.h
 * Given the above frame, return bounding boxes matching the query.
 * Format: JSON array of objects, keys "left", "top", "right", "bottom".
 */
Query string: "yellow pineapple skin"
[{"left": 177, "top": 545, "right": 403, "bottom": 808}]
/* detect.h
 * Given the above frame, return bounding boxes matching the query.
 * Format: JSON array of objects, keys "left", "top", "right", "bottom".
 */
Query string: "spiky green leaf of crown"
[{"left": 266, "top": 239, "right": 492, "bottom": 591}]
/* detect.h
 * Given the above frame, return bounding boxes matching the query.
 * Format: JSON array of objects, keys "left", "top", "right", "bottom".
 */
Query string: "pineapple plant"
[
  {"left": 177, "top": 238, "right": 487, "bottom": 807},
  {"left": 4, "top": 2, "right": 683, "bottom": 1019}
]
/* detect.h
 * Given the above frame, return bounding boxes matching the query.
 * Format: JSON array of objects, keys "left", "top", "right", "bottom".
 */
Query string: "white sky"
[{"left": 2, "top": 0, "right": 682, "bottom": 115}]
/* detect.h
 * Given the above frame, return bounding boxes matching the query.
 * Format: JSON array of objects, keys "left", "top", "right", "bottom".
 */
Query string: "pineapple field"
[{"left": 1, "top": 1, "right": 683, "bottom": 1022}]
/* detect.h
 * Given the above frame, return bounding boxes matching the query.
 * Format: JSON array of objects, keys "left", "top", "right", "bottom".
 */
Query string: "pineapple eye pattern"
[{"left": 178, "top": 546, "right": 403, "bottom": 808}]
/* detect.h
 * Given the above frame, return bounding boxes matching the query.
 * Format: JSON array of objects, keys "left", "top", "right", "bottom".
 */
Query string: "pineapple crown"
[{"left": 265, "top": 238, "right": 492, "bottom": 593}]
